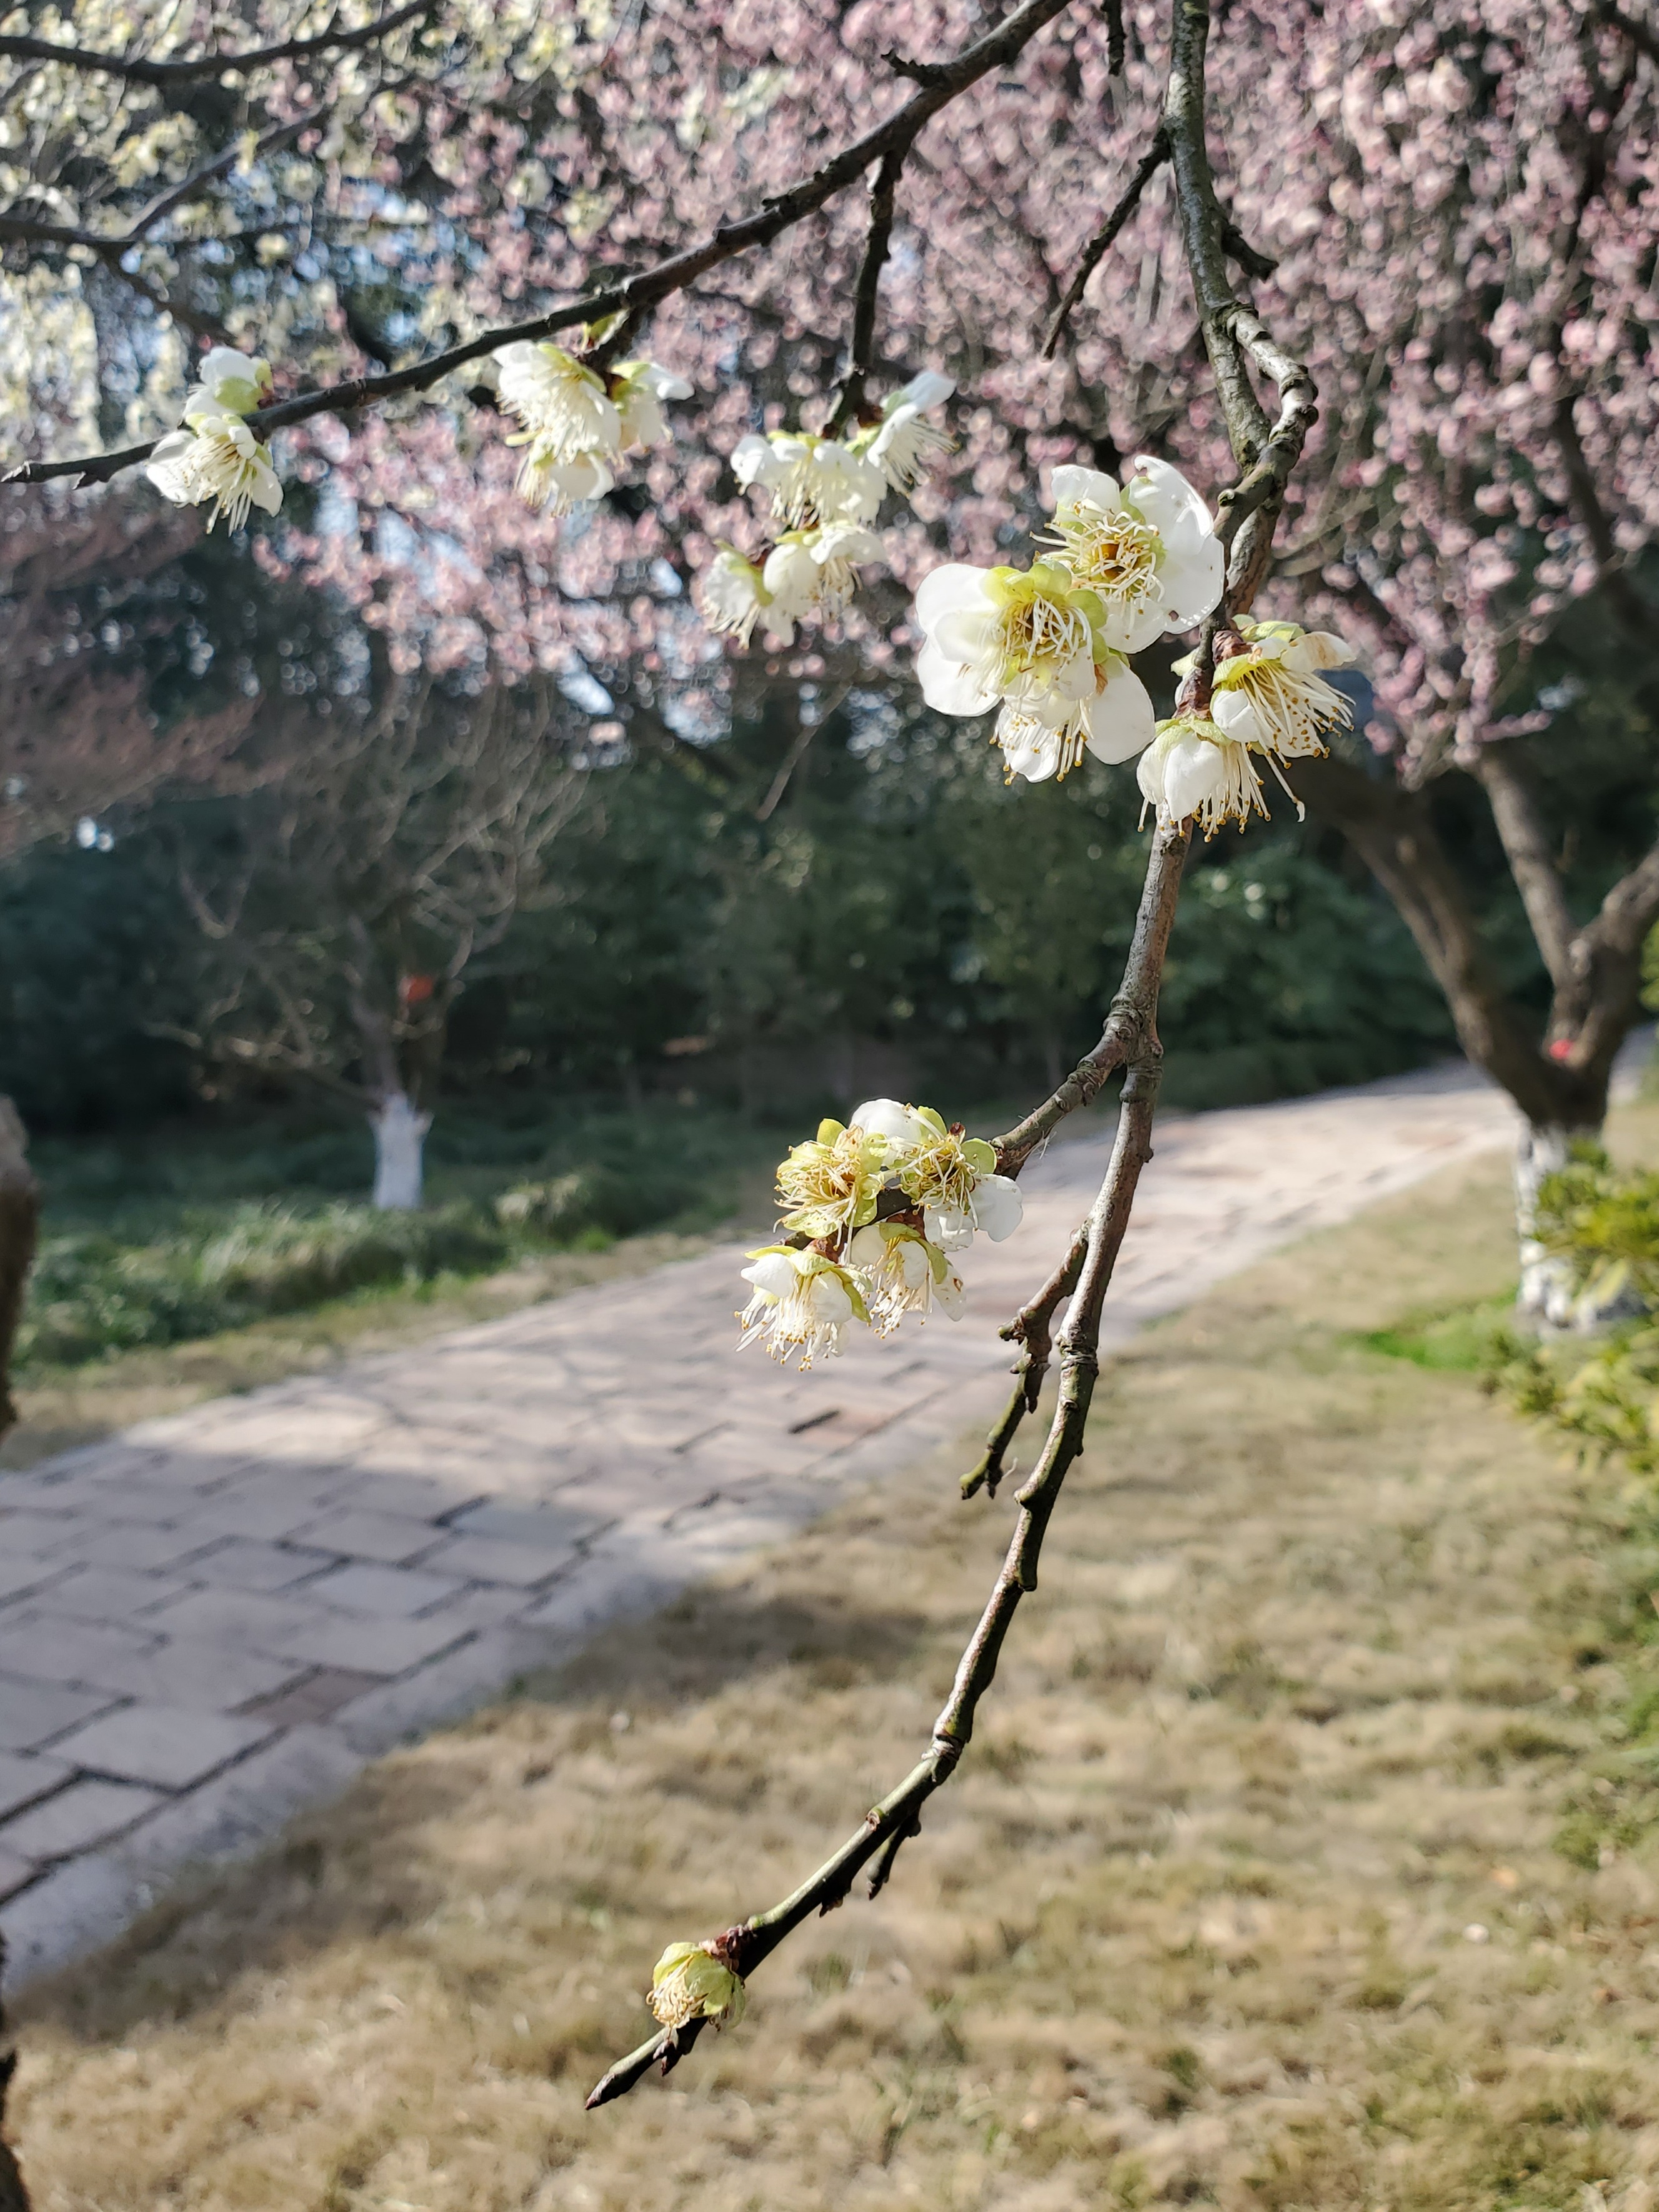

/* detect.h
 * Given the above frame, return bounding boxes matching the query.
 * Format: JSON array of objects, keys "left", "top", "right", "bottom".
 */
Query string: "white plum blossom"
[
  {"left": 730, "top": 431, "right": 885, "bottom": 528},
  {"left": 737, "top": 1249, "right": 865, "bottom": 1368},
  {"left": 514, "top": 442, "right": 615, "bottom": 516},
  {"left": 146, "top": 414, "right": 282, "bottom": 531},
  {"left": 181, "top": 346, "right": 274, "bottom": 425},
  {"left": 1044, "top": 457, "right": 1225, "bottom": 652},
  {"left": 1137, "top": 715, "right": 1268, "bottom": 837},
  {"left": 846, "top": 1222, "right": 965, "bottom": 1335},
  {"left": 850, "top": 1097, "right": 933, "bottom": 1149},
  {"left": 1205, "top": 619, "right": 1357, "bottom": 756},
  {"left": 699, "top": 547, "right": 795, "bottom": 648},
  {"left": 494, "top": 341, "right": 620, "bottom": 462},
  {"left": 914, "top": 559, "right": 1154, "bottom": 780},
  {"left": 853, "top": 370, "right": 955, "bottom": 494},
  {"left": 763, "top": 522, "right": 885, "bottom": 626},
  {"left": 610, "top": 358, "right": 693, "bottom": 450}
]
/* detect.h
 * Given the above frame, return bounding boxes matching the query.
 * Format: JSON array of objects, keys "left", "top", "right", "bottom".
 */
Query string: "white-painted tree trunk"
[
  {"left": 369, "top": 1091, "right": 432, "bottom": 1211},
  {"left": 1514, "top": 1121, "right": 1597, "bottom": 1326}
]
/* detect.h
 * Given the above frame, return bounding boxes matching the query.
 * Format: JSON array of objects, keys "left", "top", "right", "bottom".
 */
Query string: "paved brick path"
[{"left": 0, "top": 1065, "right": 1523, "bottom": 1983}]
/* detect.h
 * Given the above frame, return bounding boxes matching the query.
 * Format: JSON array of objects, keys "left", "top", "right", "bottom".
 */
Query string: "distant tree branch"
[
  {"left": 1042, "top": 132, "right": 1167, "bottom": 359},
  {"left": 824, "top": 149, "right": 905, "bottom": 434},
  {"left": 0, "top": 0, "right": 434, "bottom": 87},
  {"left": 6, "top": 0, "right": 1077, "bottom": 486}
]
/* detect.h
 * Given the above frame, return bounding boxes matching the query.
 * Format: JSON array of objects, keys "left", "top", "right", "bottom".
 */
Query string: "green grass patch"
[
  {"left": 1351, "top": 1293, "right": 1516, "bottom": 1372},
  {"left": 21, "top": 1095, "right": 788, "bottom": 1372}
]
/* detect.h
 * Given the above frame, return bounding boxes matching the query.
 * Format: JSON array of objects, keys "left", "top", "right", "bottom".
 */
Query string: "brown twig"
[
  {"left": 6, "top": 0, "right": 1075, "bottom": 488},
  {"left": 824, "top": 149, "right": 905, "bottom": 435},
  {"left": 0, "top": 0, "right": 433, "bottom": 87},
  {"left": 585, "top": 0, "right": 1323, "bottom": 2115},
  {"left": 1042, "top": 131, "right": 1167, "bottom": 359}
]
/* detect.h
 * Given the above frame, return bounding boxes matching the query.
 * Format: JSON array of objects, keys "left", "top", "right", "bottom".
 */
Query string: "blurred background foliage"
[{"left": 5, "top": 527, "right": 1655, "bottom": 1373}]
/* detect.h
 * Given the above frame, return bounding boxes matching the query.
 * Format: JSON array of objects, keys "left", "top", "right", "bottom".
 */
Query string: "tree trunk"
[
  {"left": 0, "top": 1100, "right": 39, "bottom": 1439},
  {"left": 1513, "top": 1121, "right": 1600, "bottom": 1325},
  {"left": 369, "top": 1090, "right": 431, "bottom": 1211}
]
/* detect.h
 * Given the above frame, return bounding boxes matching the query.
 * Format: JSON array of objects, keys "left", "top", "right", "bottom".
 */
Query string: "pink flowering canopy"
[{"left": 6, "top": 0, "right": 1655, "bottom": 752}]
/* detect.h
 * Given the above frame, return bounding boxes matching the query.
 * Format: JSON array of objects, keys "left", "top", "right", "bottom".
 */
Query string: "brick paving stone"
[
  {"left": 0, "top": 1778, "right": 164, "bottom": 1861},
  {"left": 143, "top": 1587, "right": 325, "bottom": 1654},
  {"left": 0, "top": 1512, "right": 80, "bottom": 1557},
  {"left": 0, "top": 1677, "right": 119, "bottom": 1753},
  {"left": 48, "top": 1703, "right": 273, "bottom": 1790},
  {"left": 0, "top": 1751, "right": 74, "bottom": 1821},
  {"left": 0, "top": 1615, "right": 159, "bottom": 1696},
  {"left": 445, "top": 1499, "right": 612, "bottom": 1548},
  {"left": 287, "top": 1508, "right": 447, "bottom": 1564},
  {"left": 0, "top": 1848, "right": 34, "bottom": 1901},
  {"left": 0, "top": 1554, "right": 67, "bottom": 1605},
  {"left": 275, "top": 1612, "right": 473, "bottom": 1677},
  {"left": 181, "top": 1490, "right": 332, "bottom": 1543},
  {"left": 68, "top": 1524, "right": 216, "bottom": 1574},
  {"left": 116, "top": 1637, "right": 310, "bottom": 1715},
  {"left": 414, "top": 1532, "right": 580, "bottom": 1590},
  {"left": 237, "top": 1667, "right": 385, "bottom": 1729},
  {"left": 184, "top": 1538, "right": 342, "bottom": 1592},
  {"left": 42, "top": 1567, "right": 188, "bottom": 1622},
  {"left": 301, "top": 1562, "right": 463, "bottom": 1618}
]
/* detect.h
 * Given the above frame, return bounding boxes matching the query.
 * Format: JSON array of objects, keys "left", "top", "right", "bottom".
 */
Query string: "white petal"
[
  {"left": 1285, "top": 629, "right": 1356, "bottom": 672},
  {"left": 924, "top": 1204, "right": 974, "bottom": 1252},
  {"left": 897, "top": 1240, "right": 932, "bottom": 1288},
  {"left": 1126, "top": 453, "right": 1215, "bottom": 542},
  {"left": 809, "top": 1272, "right": 852, "bottom": 1323},
  {"left": 741, "top": 1253, "right": 798, "bottom": 1298},
  {"left": 929, "top": 605, "right": 1000, "bottom": 661},
  {"left": 1162, "top": 734, "right": 1228, "bottom": 819},
  {"left": 249, "top": 459, "right": 283, "bottom": 515},
  {"left": 1000, "top": 721, "right": 1061, "bottom": 782},
  {"left": 847, "top": 1225, "right": 886, "bottom": 1269},
  {"left": 1083, "top": 662, "right": 1156, "bottom": 764},
  {"left": 1050, "top": 463, "right": 1122, "bottom": 514},
  {"left": 918, "top": 634, "right": 997, "bottom": 717},
  {"left": 894, "top": 370, "right": 954, "bottom": 412},
  {"left": 730, "top": 433, "right": 776, "bottom": 488},
  {"left": 915, "top": 562, "right": 992, "bottom": 630},
  {"left": 934, "top": 1268, "right": 967, "bottom": 1318},
  {"left": 813, "top": 523, "right": 882, "bottom": 564},
  {"left": 852, "top": 1098, "right": 927, "bottom": 1146},
  {"left": 762, "top": 540, "right": 819, "bottom": 612},
  {"left": 1097, "top": 597, "right": 1170, "bottom": 656},
  {"left": 1157, "top": 538, "right": 1226, "bottom": 633},
  {"left": 971, "top": 1174, "right": 1024, "bottom": 1240},
  {"left": 1209, "top": 689, "right": 1260, "bottom": 742},
  {"left": 1136, "top": 735, "right": 1170, "bottom": 810}
]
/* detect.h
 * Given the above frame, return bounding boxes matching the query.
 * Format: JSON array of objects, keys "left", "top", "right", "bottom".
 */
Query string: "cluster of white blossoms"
[
  {"left": 912, "top": 458, "right": 1355, "bottom": 828},
  {"left": 736, "top": 1097, "right": 1023, "bottom": 1368},
  {"left": 1137, "top": 618, "right": 1358, "bottom": 834},
  {"left": 146, "top": 347, "right": 282, "bottom": 533},
  {"left": 700, "top": 372, "right": 955, "bottom": 650},
  {"left": 492, "top": 335, "right": 692, "bottom": 514}
]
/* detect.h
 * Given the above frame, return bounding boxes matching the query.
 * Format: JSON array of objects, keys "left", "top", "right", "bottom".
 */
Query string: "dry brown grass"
[{"left": 14, "top": 1117, "right": 1659, "bottom": 2211}]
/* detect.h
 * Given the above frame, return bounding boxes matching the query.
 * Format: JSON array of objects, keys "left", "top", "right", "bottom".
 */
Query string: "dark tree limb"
[
  {"left": 1042, "top": 132, "right": 1167, "bottom": 359},
  {"left": 1469, "top": 746, "right": 1579, "bottom": 994},
  {"left": 6, "top": 0, "right": 1075, "bottom": 487},
  {"left": 0, "top": 0, "right": 433, "bottom": 87},
  {"left": 824, "top": 150, "right": 905, "bottom": 434}
]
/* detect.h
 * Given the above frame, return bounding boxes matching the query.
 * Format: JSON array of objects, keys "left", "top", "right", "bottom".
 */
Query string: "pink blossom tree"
[{"left": 1, "top": 0, "right": 1657, "bottom": 2108}]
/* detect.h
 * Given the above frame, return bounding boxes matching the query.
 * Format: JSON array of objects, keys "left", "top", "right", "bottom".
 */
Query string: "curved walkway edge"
[{"left": 0, "top": 1061, "right": 1591, "bottom": 1983}]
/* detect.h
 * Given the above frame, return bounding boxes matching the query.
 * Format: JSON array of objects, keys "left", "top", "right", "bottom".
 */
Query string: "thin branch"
[
  {"left": 0, "top": 0, "right": 434, "bottom": 87},
  {"left": 1104, "top": 0, "right": 1127, "bottom": 75},
  {"left": 1041, "top": 131, "right": 1167, "bottom": 359},
  {"left": 992, "top": 825, "right": 1188, "bottom": 1175},
  {"left": 960, "top": 1214, "right": 1089, "bottom": 1500},
  {"left": 587, "top": 829, "right": 1187, "bottom": 2110},
  {"left": 824, "top": 149, "right": 905, "bottom": 435},
  {"left": 5, "top": 0, "right": 1075, "bottom": 488}
]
